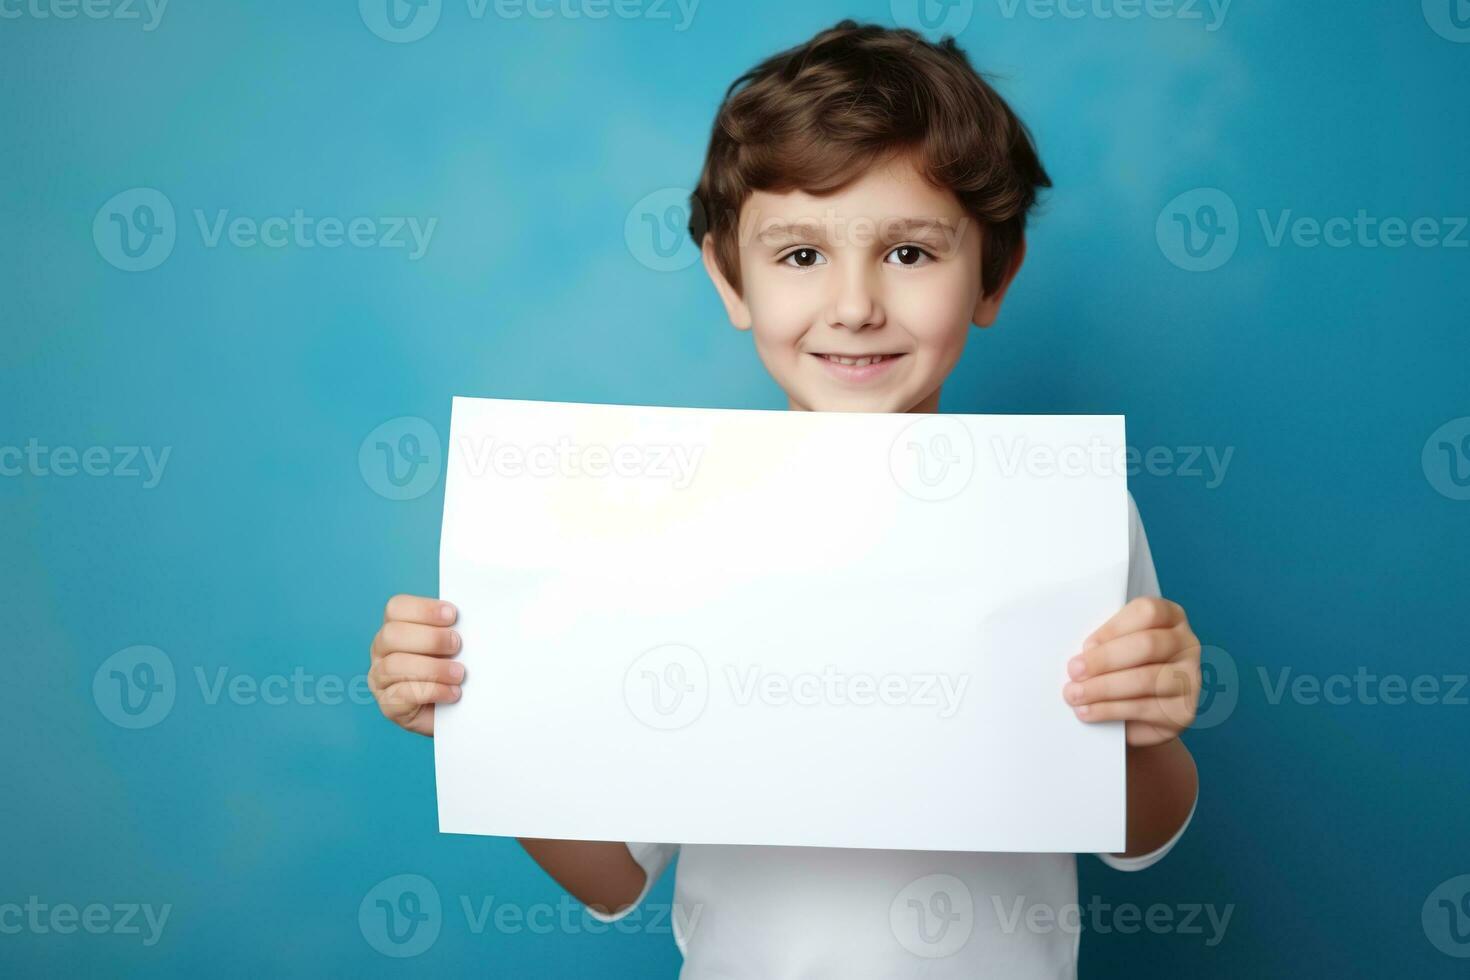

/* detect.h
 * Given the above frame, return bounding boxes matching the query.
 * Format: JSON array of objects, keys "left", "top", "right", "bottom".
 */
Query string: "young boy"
[{"left": 367, "top": 19, "right": 1201, "bottom": 977}]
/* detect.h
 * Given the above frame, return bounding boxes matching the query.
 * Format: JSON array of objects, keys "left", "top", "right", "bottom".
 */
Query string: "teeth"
[{"left": 825, "top": 354, "right": 887, "bottom": 366}]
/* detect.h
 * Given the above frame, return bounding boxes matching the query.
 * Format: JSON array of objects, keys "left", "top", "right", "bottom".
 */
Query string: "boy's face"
[{"left": 702, "top": 152, "right": 1022, "bottom": 414}]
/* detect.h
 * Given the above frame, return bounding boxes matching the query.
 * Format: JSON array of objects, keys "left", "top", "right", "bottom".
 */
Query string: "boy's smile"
[
  {"left": 809, "top": 351, "right": 906, "bottom": 384},
  {"left": 701, "top": 151, "right": 1022, "bottom": 415}
]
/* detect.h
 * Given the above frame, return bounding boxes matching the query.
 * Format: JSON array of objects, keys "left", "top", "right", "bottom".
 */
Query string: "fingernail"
[
  {"left": 450, "top": 685, "right": 462, "bottom": 700},
  {"left": 1064, "top": 683, "right": 1083, "bottom": 704},
  {"left": 451, "top": 630, "right": 462, "bottom": 652},
  {"left": 1074, "top": 704, "right": 1090, "bottom": 718},
  {"left": 1082, "top": 637, "right": 1098, "bottom": 651},
  {"left": 440, "top": 602, "right": 456, "bottom": 623},
  {"left": 450, "top": 663, "right": 466, "bottom": 682},
  {"left": 1068, "top": 657, "right": 1085, "bottom": 680}
]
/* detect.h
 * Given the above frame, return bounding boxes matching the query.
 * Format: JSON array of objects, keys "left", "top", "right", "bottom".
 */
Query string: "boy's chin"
[
  {"left": 778, "top": 354, "right": 938, "bottom": 414},
  {"left": 785, "top": 386, "right": 921, "bottom": 414}
]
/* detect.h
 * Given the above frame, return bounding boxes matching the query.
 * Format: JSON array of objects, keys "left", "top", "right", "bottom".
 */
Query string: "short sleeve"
[
  {"left": 1123, "top": 491, "right": 1161, "bottom": 602},
  {"left": 1093, "top": 492, "right": 1198, "bottom": 872},
  {"left": 582, "top": 842, "right": 681, "bottom": 923}
]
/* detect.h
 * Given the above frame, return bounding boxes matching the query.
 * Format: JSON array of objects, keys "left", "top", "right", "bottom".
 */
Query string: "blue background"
[{"left": 3, "top": 0, "right": 1468, "bottom": 975}]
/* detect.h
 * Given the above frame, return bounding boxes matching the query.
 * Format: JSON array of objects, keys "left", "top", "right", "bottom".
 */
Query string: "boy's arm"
[
  {"left": 516, "top": 839, "right": 648, "bottom": 916},
  {"left": 1078, "top": 495, "right": 1200, "bottom": 863},
  {"left": 1118, "top": 738, "right": 1198, "bottom": 858},
  {"left": 1066, "top": 595, "right": 1203, "bottom": 862}
]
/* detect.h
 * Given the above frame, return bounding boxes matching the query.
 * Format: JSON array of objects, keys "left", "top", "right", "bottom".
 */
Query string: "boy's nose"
[{"left": 825, "top": 260, "right": 884, "bottom": 331}]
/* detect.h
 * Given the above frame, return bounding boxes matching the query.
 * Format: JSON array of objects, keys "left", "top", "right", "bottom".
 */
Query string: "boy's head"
[{"left": 689, "top": 20, "right": 1051, "bottom": 414}]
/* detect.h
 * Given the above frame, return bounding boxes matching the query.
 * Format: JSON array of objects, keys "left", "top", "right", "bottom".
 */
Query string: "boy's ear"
[
  {"left": 702, "top": 237, "right": 753, "bottom": 331},
  {"left": 971, "top": 236, "right": 1027, "bottom": 329}
]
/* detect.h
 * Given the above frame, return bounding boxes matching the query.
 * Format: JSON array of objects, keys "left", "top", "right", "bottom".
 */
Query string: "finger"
[
  {"left": 373, "top": 621, "right": 461, "bottom": 660},
  {"left": 1064, "top": 664, "right": 1184, "bottom": 707},
  {"left": 1070, "top": 625, "right": 1189, "bottom": 680},
  {"left": 1073, "top": 694, "right": 1190, "bottom": 726},
  {"left": 1153, "top": 660, "right": 1201, "bottom": 704},
  {"left": 370, "top": 652, "right": 466, "bottom": 691},
  {"left": 1084, "top": 596, "right": 1183, "bottom": 650},
  {"left": 384, "top": 594, "right": 458, "bottom": 627},
  {"left": 377, "top": 680, "right": 462, "bottom": 717}
]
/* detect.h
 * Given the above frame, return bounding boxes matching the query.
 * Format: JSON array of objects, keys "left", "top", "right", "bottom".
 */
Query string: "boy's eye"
[
  {"left": 779, "top": 247, "right": 825, "bottom": 268},
  {"left": 886, "top": 245, "right": 934, "bottom": 267},
  {"left": 779, "top": 246, "right": 934, "bottom": 268}
]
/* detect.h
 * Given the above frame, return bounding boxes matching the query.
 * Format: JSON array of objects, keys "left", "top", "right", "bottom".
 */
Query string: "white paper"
[{"left": 435, "top": 396, "right": 1128, "bottom": 853}]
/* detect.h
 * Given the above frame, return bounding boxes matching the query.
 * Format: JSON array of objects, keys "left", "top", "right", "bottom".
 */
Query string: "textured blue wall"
[{"left": 3, "top": 1, "right": 1468, "bottom": 975}]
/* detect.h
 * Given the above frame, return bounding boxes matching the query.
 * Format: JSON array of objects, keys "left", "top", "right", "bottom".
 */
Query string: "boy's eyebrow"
[
  {"left": 750, "top": 216, "right": 967, "bottom": 249},
  {"left": 875, "top": 217, "right": 965, "bottom": 240},
  {"left": 750, "top": 218, "right": 831, "bottom": 246}
]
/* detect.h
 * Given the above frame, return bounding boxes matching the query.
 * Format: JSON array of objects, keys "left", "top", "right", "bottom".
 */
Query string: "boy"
[{"left": 367, "top": 19, "right": 1201, "bottom": 977}]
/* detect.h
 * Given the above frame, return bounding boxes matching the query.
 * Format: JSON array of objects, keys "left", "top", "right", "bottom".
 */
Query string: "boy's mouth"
[
  {"left": 811, "top": 353, "right": 904, "bottom": 367},
  {"left": 809, "top": 351, "right": 906, "bottom": 383}
]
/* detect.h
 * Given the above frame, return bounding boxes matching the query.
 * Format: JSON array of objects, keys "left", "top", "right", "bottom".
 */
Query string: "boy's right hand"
[{"left": 368, "top": 594, "right": 464, "bottom": 737}]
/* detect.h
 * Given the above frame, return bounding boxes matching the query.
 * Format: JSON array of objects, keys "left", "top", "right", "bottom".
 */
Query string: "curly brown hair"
[{"left": 688, "top": 19, "right": 1051, "bottom": 299}]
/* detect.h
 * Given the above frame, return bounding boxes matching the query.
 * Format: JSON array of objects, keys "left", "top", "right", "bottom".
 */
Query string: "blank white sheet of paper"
[{"left": 435, "top": 396, "right": 1129, "bottom": 853}]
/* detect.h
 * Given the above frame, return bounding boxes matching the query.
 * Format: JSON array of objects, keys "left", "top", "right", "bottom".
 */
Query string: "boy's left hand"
[{"left": 1062, "top": 597, "right": 1202, "bottom": 747}]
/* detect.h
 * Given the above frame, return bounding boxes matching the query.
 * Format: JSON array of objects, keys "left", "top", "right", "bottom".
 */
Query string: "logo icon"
[
  {"left": 625, "top": 188, "right": 703, "bottom": 272},
  {"left": 359, "top": 0, "right": 441, "bottom": 42},
  {"left": 359, "top": 874, "right": 442, "bottom": 957},
  {"left": 890, "top": 416, "right": 975, "bottom": 502},
  {"left": 93, "top": 645, "right": 176, "bottom": 729},
  {"left": 890, "top": 873, "right": 974, "bottom": 958},
  {"left": 624, "top": 644, "right": 708, "bottom": 730},
  {"left": 889, "top": 0, "right": 974, "bottom": 36},
  {"left": 359, "top": 416, "right": 443, "bottom": 501},
  {"left": 1156, "top": 188, "right": 1239, "bottom": 272},
  {"left": 1423, "top": 417, "right": 1470, "bottom": 501},
  {"left": 1160, "top": 644, "right": 1237, "bottom": 730},
  {"left": 93, "top": 188, "right": 176, "bottom": 272},
  {"left": 1424, "top": 874, "right": 1470, "bottom": 958},
  {"left": 1424, "top": 0, "right": 1470, "bottom": 42}
]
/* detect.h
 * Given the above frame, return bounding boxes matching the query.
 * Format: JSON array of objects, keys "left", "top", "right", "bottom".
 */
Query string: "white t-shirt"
[{"left": 588, "top": 493, "right": 1198, "bottom": 978}]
